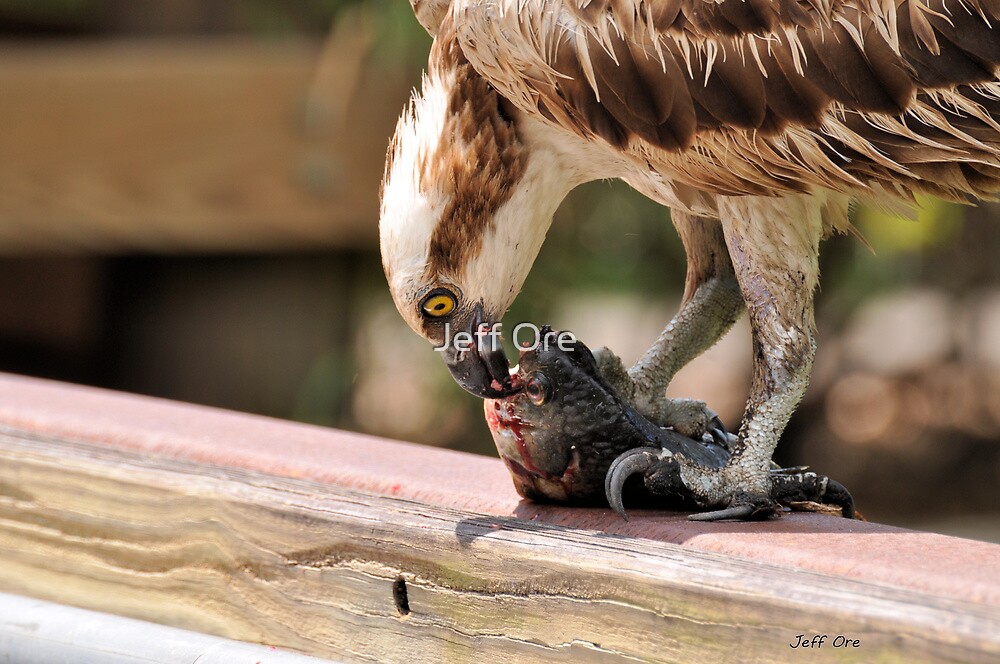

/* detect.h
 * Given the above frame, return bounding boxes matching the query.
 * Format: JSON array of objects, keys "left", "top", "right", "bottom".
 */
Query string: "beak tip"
[
  {"left": 440, "top": 311, "right": 520, "bottom": 399},
  {"left": 443, "top": 347, "right": 519, "bottom": 399},
  {"left": 461, "top": 375, "right": 520, "bottom": 399}
]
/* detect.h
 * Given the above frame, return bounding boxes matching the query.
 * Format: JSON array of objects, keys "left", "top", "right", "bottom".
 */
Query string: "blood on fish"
[{"left": 487, "top": 398, "right": 551, "bottom": 479}]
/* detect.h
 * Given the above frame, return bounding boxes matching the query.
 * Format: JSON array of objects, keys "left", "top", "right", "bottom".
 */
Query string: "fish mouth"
[
  {"left": 502, "top": 449, "right": 581, "bottom": 483},
  {"left": 502, "top": 446, "right": 582, "bottom": 503},
  {"left": 484, "top": 399, "right": 580, "bottom": 487}
]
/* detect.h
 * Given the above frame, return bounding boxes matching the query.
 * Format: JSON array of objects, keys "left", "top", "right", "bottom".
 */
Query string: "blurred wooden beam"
[{"left": 0, "top": 39, "right": 410, "bottom": 253}]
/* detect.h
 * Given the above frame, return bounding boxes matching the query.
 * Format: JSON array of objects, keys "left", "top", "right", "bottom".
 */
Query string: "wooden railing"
[{"left": 0, "top": 373, "right": 998, "bottom": 662}]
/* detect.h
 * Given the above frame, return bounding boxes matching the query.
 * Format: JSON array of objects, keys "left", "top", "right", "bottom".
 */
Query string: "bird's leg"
[
  {"left": 624, "top": 212, "right": 744, "bottom": 437},
  {"left": 676, "top": 195, "right": 825, "bottom": 520}
]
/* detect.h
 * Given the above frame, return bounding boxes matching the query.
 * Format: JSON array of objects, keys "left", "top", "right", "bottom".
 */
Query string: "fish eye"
[
  {"left": 420, "top": 288, "right": 457, "bottom": 318},
  {"left": 525, "top": 373, "right": 551, "bottom": 405}
]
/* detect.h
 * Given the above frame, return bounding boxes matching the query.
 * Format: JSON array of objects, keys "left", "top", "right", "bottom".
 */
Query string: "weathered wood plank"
[
  {"left": 0, "top": 374, "right": 998, "bottom": 661},
  {"left": 0, "top": 39, "right": 410, "bottom": 252},
  {"left": 0, "top": 373, "right": 997, "bottom": 610},
  {"left": 0, "top": 416, "right": 997, "bottom": 660}
]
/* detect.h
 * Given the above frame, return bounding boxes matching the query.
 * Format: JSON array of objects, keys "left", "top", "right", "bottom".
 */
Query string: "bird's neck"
[{"left": 457, "top": 126, "right": 579, "bottom": 315}]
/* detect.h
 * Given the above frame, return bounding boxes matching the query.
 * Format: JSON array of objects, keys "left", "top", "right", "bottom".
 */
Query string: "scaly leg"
[
  {"left": 596, "top": 212, "right": 744, "bottom": 437},
  {"left": 678, "top": 194, "right": 826, "bottom": 520}
]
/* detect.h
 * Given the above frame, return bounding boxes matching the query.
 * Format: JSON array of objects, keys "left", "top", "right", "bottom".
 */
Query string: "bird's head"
[{"left": 379, "top": 30, "right": 574, "bottom": 398}]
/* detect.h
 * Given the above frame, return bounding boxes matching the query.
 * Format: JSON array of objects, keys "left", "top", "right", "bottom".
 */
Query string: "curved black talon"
[
  {"left": 605, "top": 448, "right": 660, "bottom": 521},
  {"left": 687, "top": 492, "right": 780, "bottom": 521},
  {"left": 770, "top": 465, "right": 810, "bottom": 474},
  {"left": 688, "top": 504, "right": 755, "bottom": 521},
  {"left": 821, "top": 479, "right": 856, "bottom": 519},
  {"left": 706, "top": 415, "right": 730, "bottom": 449}
]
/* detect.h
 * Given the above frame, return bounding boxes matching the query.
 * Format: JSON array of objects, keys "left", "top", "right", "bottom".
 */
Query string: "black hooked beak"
[{"left": 441, "top": 304, "right": 519, "bottom": 399}]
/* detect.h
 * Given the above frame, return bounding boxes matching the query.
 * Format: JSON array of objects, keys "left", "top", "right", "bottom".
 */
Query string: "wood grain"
[
  {"left": 0, "top": 39, "right": 411, "bottom": 252},
  {"left": 0, "top": 424, "right": 998, "bottom": 663}
]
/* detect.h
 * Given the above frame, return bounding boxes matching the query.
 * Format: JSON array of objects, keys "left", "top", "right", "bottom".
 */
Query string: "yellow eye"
[{"left": 421, "top": 290, "right": 456, "bottom": 318}]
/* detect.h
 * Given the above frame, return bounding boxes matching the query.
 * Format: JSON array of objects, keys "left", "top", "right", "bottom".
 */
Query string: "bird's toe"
[
  {"left": 605, "top": 447, "right": 681, "bottom": 520},
  {"left": 770, "top": 471, "right": 857, "bottom": 519}
]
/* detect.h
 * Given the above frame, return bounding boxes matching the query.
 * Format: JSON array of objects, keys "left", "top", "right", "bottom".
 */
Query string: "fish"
[{"left": 485, "top": 328, "right": 855, "bottom": 520}]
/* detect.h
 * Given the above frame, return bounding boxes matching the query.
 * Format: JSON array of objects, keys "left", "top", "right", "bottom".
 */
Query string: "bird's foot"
[
  {"left": 606, "top": 449, "right": 854, "bottom": 521},
  {"left": 651, "top": 398, "right": 732, "bottom": 443},
  {"left": 592, "top": 346, "right": 730, "bottom": 442},
  {"left": 606, "top": 447, "right": 779, "bottom": 521}
]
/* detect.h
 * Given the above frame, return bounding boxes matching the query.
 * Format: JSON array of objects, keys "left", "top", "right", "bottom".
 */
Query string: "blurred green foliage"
[
  {"left": 511, "top": 182, "right": 686, "bottom": 315},
  {"left": 857, "top": 196, "right": 964, "bottom": 254},
  {"left": 366, "top": 1, "right": 433, "bottom": 64},
  {"left": 819, "top": 197, "right": 978, "bottom": 323}
]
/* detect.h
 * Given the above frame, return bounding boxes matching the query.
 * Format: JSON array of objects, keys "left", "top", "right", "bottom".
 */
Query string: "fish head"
[{"left": 484, "top": 329, "right": 633, "bottom": 502}]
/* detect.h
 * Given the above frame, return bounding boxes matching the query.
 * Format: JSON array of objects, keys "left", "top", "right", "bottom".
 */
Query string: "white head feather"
[{"left": 379, "top": 49, "right": 589, "bottom": 341}]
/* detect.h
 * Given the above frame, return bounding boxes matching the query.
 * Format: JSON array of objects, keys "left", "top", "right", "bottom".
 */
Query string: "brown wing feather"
[
  {"left": 549, "top": 38, "right": 631, "bottom": 147},
  {"left": 685, "top": 42, "right": 768, "bottom": 128},
  {"left": 899, "top": 8, "right": 997, "bottom": 86},
  {"left": 587, "top": 30, "right": 670, "bottom": 142},
  {"left": 455, "top": 0, "right": 1000, "bottom": 200},
  {"left": 763, "top": 42, "right": 831, "bottom": 129}
]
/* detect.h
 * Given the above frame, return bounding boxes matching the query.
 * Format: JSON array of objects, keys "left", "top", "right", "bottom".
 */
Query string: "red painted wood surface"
[{"left": 1, "top": 372, "right": 997, "bottom": 609}]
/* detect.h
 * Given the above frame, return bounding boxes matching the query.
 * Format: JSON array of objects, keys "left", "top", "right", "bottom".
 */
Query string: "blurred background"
[{"left": 1, "top": 1, "right": 998, "bottom": 541}]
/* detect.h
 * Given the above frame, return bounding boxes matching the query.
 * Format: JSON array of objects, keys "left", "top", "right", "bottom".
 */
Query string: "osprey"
[{"left": 380, "top": 0, "right": 1000, "bottom": 518}]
